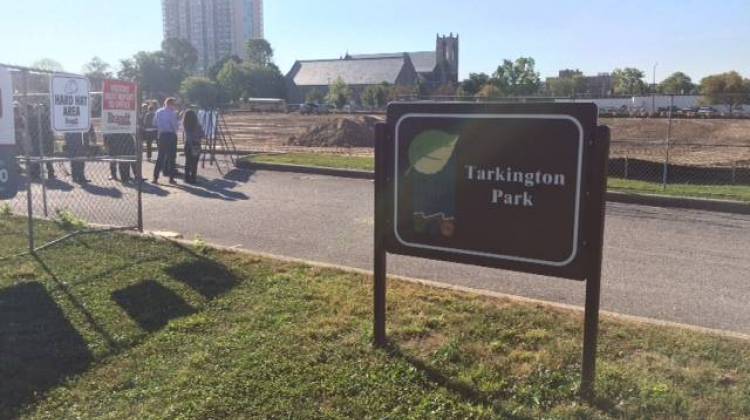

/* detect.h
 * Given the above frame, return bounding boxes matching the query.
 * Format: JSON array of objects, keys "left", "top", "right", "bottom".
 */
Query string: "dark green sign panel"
[{"left": 379, "top": 102, "right": 607, "bottom": 280}]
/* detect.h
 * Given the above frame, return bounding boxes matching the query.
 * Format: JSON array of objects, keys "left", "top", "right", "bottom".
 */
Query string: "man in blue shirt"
[{"left": 152, "top": 97, "right": 179, "bottom": 184}]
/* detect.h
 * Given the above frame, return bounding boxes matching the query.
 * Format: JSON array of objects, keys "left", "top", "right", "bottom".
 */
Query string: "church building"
[{"left": 285, "top": 34, "right": 459, "bottom": 104}]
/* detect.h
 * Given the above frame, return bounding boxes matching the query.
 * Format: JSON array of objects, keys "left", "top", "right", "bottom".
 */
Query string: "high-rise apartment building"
[{"left": 162, "top": 0, "right": 264, "bottom": 74}]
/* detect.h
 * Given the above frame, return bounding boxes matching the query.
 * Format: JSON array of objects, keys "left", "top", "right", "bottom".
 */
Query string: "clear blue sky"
[{"left": 1, "top": 0, "right": 748, "bottom": 82}]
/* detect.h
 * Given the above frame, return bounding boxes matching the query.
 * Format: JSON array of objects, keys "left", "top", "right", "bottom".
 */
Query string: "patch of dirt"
[
  {"left": 287, "top": 116, "right": 380, "bottom": 148},
  {"left": 602, "top": 118, "right": 750, "bottom": 144}
]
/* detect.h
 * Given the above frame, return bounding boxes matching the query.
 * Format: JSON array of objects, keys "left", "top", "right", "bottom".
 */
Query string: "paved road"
[
  {"left": 140, "top": 160, "right": 750, "bottom": 335},
  {"left": 9, "top": 158, "right": 750, "bottom": 334}
]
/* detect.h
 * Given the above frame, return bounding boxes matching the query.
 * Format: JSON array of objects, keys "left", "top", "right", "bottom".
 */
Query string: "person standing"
[
  {"left": 28, "top": 105, "right": 56, "bottom": 180},
  {"left": 104, "top": 133, "right": 120, "bottom": 181},
  {"left": 142, "top": 104, "right": 157, "bottom": 161},
  {"left": 64, "top": 128, "right": 90, "bottom": 184},
  {"left": 118, "top": 133, "right": 137, "bottom": 183},
  {"left": 182, "top": 110, "right": 203, "bottom": 184},
  {"left": 153, "top": 98, "right": 179, "bottom": 184}
]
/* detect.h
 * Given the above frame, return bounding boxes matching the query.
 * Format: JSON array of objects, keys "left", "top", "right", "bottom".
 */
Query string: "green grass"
[
  {"left": 244, "top": 152, "right": 375, "bottom": 172},
  {"left": 2, "top": 217, "right": 750, "bottom": 419},
  {"left": 609, "top": 178, "right": 750, "bottom": 203},
  {"left": 244, "top": 152, "right": 750, "bottom": 203}
]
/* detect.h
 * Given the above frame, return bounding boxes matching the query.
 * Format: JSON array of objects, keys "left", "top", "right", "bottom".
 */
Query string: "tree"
[
  {"left": 699, "top": 71, "right": 749, "bottom": 112},
  {"left": 362, "top": 83, "right": 389, "bottom": 109},
  {"left": 244, "top": 64, "right": 285, "bottom": 99},
  {"left": 216, "top": 60, "right": 248, "bottom": 102},
  {"left": 327, "top": 77, "right": 352, "bottom": 109},
  {"left": 491, "top": 57, "right": 541, "bottom": 96},
  {"left": 612, "top": 68, "right": 647, "bottom": 95},
  {"left": 416, "top": 79, "right": 430, "bottom": 98},
  {"left": 476, "top": 84, "right": 503, "bottom": 99},
  {"left": 658, "top": 72, "right": 695, "bottom": 95},
  {"left": 83, "top": 56, "right": 113, "bottom": 80},
  {"left": 305, "top": 88, "right": 325, "bottom": 104},
  {"left": 118, "top": 51, "right": 184, "bottom": 98},
  {"left": 546, "top": 69, "right": 586, "bottom": 97},
  {"left": 180, "top": 77, "right": 220, "bottom": 108},
  {"left": 208, "top": 55, "right": 242, "bottom": 81},
  {"left": 32, "top": 58, "right": 64, "bottom": 72},
  {"left": 246, "top": 39, "right": 274, "bottom": 67},
  {"left": 460, "top": 73, "right": 490, "bottom": 96},
  {"left": 161, "top": 38, "right": 198, "bottom": 74}
]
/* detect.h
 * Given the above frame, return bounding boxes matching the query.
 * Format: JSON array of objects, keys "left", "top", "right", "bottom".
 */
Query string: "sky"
[{"left": 0, "top": 0, "right": 748, "bottom": 82}]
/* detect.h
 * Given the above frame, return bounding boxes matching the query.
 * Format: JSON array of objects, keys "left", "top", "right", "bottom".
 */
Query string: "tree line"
[
  {"left": 460, "top": 60, "right": 750, "bottom": 111},
  {"left": 33, "top": 44, "right": 750, "bottom": 111}
]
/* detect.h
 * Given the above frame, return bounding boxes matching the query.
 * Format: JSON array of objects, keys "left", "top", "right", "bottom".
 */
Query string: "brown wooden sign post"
[{"left": 373, "top": 102, "right": 610, "bottom": 401}]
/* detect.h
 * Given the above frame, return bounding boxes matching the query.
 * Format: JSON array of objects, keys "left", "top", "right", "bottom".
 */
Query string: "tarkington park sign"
[{"left": 373, "top": 102, "right": 610, "bottom": 399}]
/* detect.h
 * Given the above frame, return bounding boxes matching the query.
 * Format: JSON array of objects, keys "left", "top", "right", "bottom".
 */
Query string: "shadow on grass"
[
  {"left": 112, "top": 280, "right": 197, "bottom": 332},
  {"left": 384, "top": 341, "right": 513, "bottom": 418},
  {"left": 0, "top": 282, "right": 93, "bottom": 420},
  {"left": 165, "top": 258, "right": 238, "bottom": 299},
  {"left": 0, "top": 236, "right": 240, "bottom": 416}
]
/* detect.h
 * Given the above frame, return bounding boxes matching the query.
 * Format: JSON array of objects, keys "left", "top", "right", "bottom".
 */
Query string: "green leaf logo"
[{"left": 408, "top": 130, "right": 459, "bottom": 175}]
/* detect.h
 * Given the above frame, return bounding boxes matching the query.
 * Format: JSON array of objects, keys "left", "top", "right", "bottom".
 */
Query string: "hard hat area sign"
[
  {"left": 382, "top": 103, "right": 603, "bottom": 280},
  {"left": 50, "top": 75, "right": 90, "bottom": 132}
]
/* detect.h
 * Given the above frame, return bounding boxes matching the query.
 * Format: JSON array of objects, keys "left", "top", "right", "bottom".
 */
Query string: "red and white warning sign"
[{"left": 102, "top": 79, "right": 137, "bottom": 134}]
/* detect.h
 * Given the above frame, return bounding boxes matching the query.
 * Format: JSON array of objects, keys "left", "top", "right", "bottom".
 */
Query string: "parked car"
[
  {"left": 299, "top": 103, "right": 331, "bottom": 115},
  {"left": 697, "top": 107, "right": 719, "bottom": 118}
]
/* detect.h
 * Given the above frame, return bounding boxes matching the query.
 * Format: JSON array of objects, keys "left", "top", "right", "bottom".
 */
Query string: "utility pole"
[{"left": 652, "top": 62, "right": 658, "bottom": 113}]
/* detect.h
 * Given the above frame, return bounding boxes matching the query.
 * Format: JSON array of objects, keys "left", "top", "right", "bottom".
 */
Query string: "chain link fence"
[
  {"left": 0, "top": 65, "right": 142, "bottom": 261},
  {"left": 609, "top": 142, "right": 750, "bottom": 186}
]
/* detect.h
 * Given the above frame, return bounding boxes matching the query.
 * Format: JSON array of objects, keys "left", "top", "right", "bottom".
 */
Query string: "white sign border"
[{"left": 394, "top": 113, "right": 585, "bottom": 267}]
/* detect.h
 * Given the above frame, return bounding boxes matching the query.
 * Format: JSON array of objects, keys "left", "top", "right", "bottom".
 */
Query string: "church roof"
[
  {"left": 405, "top": 52, "right": 437, "bottom": 74},
  {"left": 289, "top": 56, "right": 411, "bottom": 86},
  {"left": 350, "top": 51, "right": 437, "bottom": 74}
]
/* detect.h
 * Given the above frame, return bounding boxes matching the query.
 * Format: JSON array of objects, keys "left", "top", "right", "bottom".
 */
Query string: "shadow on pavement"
[
  {"left": 170, "top": 177, "right": 250, "bottom": 201},
  {"left": 224, "top": 167, "right": 256, "bottom": 183},
  {"left": 0, "top": 282, "right": 94, "bottom": 419},
  {"left": 135, "top": 180, "right": 170, "bottom": 197},
  {"left": 44, "top": 178, "right": 75, "bottom": 191},
  {"left": 112, "top": 280, "right": 197, "bottom": 333},
  {"left": 81, "top": 182, "right": 123, "bottom": 198}
]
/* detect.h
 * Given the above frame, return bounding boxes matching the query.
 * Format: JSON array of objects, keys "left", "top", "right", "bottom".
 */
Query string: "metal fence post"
[
  {"left": 35, "top": 106, "right": 49, "bottom": 217},
  {"left": 624, "top": 151, "right": 629, "bottom": 180},
  {"left": 20, "top": 71, "right": 35, "bottom": 251},
  {"left": 136, "top": 129, "right": 144, "bottom": 232},
  {"left": 662, "top": 95, "right": 673, "bottom": 190}
]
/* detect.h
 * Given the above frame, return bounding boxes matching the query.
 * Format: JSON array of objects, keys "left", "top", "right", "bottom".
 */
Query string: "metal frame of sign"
[{"left": 373, "top": 102, "right": 611, "bottom": 400}]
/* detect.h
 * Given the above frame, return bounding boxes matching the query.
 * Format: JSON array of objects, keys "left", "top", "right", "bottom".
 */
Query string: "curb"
[
  {"left": 153, "top": 233, "right": 750, "bottom": 342},
  {"left": 237, "top": 160, "right": 374, "bottom": 180},
  {"left": 606, "top": 191, "right": 750, "bottom": 215},
  {"left": 237, "top": 160, "right": 750, "bottom": 215}
]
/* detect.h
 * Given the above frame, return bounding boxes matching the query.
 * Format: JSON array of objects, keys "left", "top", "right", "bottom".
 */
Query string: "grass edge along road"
[
  {"left": 243, "top": 152, "right": 750, "bottom": 203},
  {"left": 1, "top": 217, "right": 749, "bottom": 419}
]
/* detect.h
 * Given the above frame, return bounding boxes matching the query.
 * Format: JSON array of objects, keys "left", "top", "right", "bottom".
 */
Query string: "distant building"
[
  {"left": 285, "top": 34, "right": 459, "bottom": 104},
  {"left": 545, "top": 69, "right": 614, "bottom": 97},
  {"left": 162, "top": 0, "right": 264, "bottom": 74}
]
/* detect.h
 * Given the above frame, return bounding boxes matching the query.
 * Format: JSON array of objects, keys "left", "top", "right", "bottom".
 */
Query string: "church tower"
[{"left": 435, "top": 33, "right": 459, "bottom": 84}]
